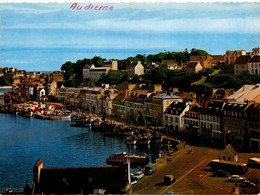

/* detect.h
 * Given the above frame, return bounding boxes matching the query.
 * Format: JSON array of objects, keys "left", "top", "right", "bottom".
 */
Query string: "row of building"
[{"left": 53, "top": 82, "right": 260, "bottom": 151}]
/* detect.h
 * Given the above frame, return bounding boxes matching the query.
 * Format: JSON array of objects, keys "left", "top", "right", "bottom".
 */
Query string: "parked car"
[
  {"left": 145, "top": 163, "right": 157, "bottom": 175},
  {"left": 132, "top": 170, "right": 144, "bottom": 180},
  {"left": 164, "top": 175, "right": 176, "bottom": 185},
  {"left": 212, "top": 170, "right": 229, "bottom": 177},
  {"left": 131, "top": 180, "right": 137, "bottom": 185},
  {"left": 228, "top": 175, "right": 245, "bottom": 182},
  {"left": 239, "top": 181, "right": 256, "bottom": 188}
]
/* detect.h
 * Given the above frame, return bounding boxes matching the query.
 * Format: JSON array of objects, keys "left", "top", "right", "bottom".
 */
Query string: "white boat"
[{"left": 61, "top": 115, "right": 71, "bottom": 120}]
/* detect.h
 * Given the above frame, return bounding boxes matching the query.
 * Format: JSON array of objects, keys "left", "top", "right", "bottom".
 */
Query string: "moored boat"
[{"left": 106, "top": 152, "right": 149, "bottom": 166}]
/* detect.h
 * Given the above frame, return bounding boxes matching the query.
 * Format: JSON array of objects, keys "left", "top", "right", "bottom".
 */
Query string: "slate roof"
[
  {"left": 248, "top": 56, "right": 260, "bottom": 62},
  {"left": 234, "top": 56, "right": 251, "bottom": 64}
]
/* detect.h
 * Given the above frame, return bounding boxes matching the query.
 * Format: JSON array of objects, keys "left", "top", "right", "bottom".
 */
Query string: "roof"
[
  {"left": 36, "top": 165, "right": 126, "bottom": 194},
  {"left": 153, "top": 93, "right": 181, "bottom": 99},
  {"left": 210, "top": 55, "right": 225, "bottom": 61},
  {"left": 186, "top": 61, "right": 200, "bottom": 69},
  {"left": 165, "top": 102, "right": 188, "bottom": 115},
  {"left": 234, "top": 56, "right": 251, "bottom": 64},
  {"left": 226, "top": 144, "right": 238, "bottom": 156},
  {"left": 226, "top": 84, "right": 260, "bottom": 103},
  {"left": 248, "top": 56, "right": 260, "bottom": 62}
]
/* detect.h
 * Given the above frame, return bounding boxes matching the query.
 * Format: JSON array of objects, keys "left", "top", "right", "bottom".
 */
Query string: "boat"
[
  {"left": 125, "top": 136, "right": 137, "bottom": 145},
  {"left": 61, "top": 115, "right": 71, "bottom": 120},
  {"left": 70, "top": 119, "right": 92, "bottom": 127},
  {"left": 106, "top": 152, "right": 149, "bottom": 166},
  {"left": 137, "top": 137, "right": 151, "bottom": 145},
  {"left": 92, "top": 119, "right": 102, "bottom": 127}
]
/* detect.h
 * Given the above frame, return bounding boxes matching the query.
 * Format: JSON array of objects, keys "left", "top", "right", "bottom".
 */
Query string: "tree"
[
  {"left": 61, "top": 61, "right": 74, "bottom": 80},
  {"left": 135, "top": 54, "right": 148, "bottom": 64},
  {"left": 190, "top": 48, "right": 208, "bottom": 56},
  {"left": 96, "top": 70, "right": 127, "bottom": 86}
]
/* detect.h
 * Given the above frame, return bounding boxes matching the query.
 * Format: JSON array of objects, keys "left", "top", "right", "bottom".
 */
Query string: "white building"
[
  {"left": 164, "top": 101, "right": 191, "bottom": 132},
  {"left": 83, "top": 64, "right": 110, "bottom": 82}
]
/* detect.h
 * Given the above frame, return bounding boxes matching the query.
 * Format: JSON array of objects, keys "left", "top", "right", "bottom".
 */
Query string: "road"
[{"left": 131, "top": 145, "right": 260, "bottom": 194}]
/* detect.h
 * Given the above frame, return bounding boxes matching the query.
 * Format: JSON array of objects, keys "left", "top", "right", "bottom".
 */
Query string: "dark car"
[
  {"left": 239, "top": 181, "right": 256, "bottom": 188},
  {"left": 212, "top": 170, "right": 229, "bottom": 177}
]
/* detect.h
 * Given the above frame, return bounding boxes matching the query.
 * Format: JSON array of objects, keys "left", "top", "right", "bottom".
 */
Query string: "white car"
[
  {"left": 228, "top": 175, "right": 245, "bottom": 182},
  {"left": 132, "top": 170, "right": 144, "bottom": 180}
]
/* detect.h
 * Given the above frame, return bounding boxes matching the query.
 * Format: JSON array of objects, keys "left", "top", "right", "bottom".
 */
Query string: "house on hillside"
[
  {"left": 126, "top": 61, "right": 144, "bottom": 79},
  {"left": 234, "top": 56, "right": 251, "bottom": 75},
  {"left": 185, "top": 61, "right": 203, "bottom": 76}
]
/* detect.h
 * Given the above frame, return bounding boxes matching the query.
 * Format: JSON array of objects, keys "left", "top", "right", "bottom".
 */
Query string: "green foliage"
[
  {"left": 190, "top": 48, "right": 208, "bottom": 56},
  {"left": 135, "top": 54, "right": 148, "bottom": 64},
  {"left": 191, "top": 76, "right": 207, "bottom": 86},
  {"left": 0, "top": 77, "right": 11, "bottom": 86},
  {"left": 147, "top": 52, "right": 167, "bottom": 62},
  {"left": 96, "top": 70, "right": 127, "bottom": 86},
  {"left": 60, "top": 56, "right": 106, "bottom": 87}
]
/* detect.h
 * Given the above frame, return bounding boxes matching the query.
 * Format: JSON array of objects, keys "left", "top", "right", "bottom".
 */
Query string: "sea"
[
  {"left": 0, "top": 87, "right": 151, "bottom": 192},
  {"left": 0, "top": 112, "right": 152, "bottom": 192},
  {"left": 0, "top": 48, "right": 164, "bottom": 71}
]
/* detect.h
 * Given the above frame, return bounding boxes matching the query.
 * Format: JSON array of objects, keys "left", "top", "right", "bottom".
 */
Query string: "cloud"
[{"left": 1, "top": 16, "right": 260, "bottom": 34}]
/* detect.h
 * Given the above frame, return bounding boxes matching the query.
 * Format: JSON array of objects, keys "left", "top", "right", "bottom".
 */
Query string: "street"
[{"left": 132, "top": 146, "right": 260, "bottom": 194}]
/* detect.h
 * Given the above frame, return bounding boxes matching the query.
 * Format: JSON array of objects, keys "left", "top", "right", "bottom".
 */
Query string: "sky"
[{"left": 0, "top": 3, "right": 260, "bottom": 71}]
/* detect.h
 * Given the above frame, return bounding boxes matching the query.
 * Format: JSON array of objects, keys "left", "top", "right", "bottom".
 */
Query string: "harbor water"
[{"left": 0, "top": 113, "right": 150, "bottom": 192}]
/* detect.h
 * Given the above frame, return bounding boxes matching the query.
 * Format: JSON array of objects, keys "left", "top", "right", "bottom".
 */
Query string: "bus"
[{"left": 208, "top": 159, "right": 248, "bottom": 175}]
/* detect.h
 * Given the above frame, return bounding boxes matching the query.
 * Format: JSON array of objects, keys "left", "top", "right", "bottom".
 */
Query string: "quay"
[
  {"left": 0, "top": 86, "right": 12, "bottom": 89},
  {"left": 131, "top": 145, "right": 260, "bottom": 194}
]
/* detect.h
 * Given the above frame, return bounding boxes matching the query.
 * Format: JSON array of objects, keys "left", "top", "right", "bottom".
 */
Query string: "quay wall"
[{"left": 0, "top": 86, "right": 12, "bottom": 89}]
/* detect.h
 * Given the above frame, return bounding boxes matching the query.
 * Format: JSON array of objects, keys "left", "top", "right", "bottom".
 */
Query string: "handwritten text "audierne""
[{"left": 70, "top": 3, "right": 114, "bottom": 11}]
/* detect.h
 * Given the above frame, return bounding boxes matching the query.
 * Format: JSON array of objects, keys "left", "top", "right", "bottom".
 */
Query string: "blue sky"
[{"left": 0, "top": 3, "right": 260, "bottom": 71}]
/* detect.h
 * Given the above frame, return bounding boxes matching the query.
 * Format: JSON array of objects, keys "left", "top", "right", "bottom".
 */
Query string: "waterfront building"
[
  {"left": 185, "top": 61, "right": 203, "bottom": 76},
  {"left": 226, "top": 84, "right": 260, "bottom": 104},
  {"left": 183, "top": 105, "right": 201, "bottom": 135},
  {"left": 200, "top": 101, "right": 222, "bottom": 140},
  {"left": 32, "top": 159, "right": 131, "bottom": 194},
  {"left": 152, "top": 93, "right": 182, "bottom": 124},
  {"left": 163, "top": 101, "right": 191, "bottom": 133},
  {"left": 210, "top": 88, "right": 235, "bottom": 102},
  {"left": 245, "top": 103, "right": 260, "bottom": 152},
  {"left": 222, "top": 102, "right": 248, "bottom": 150},
  {"left": 98, "top": 90, "right": 118, "bottom": 116},
  {"left": 56, "top": 86, "right": 81, "bottom": 102},
  {"left": 234, "top": 56, "right": 251, "bottom": 75},
  {"left": 84, "top": 87, "right": 105, "bottom": 113},
  {"left": 143, "top": 93, "right": 154, "bottom": 123},
  {"left": 126, "top": 61, "right": 144, "bottom": 79},
  {"left": 247, "top": 56, "right": 260, "bottom": 75}
]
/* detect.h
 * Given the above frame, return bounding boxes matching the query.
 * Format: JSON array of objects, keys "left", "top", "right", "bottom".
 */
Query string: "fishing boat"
[{"left": 106, "top": 152, "right": 149, "bottom": 166}]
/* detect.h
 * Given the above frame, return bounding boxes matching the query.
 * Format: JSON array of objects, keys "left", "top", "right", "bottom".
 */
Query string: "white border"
[{"left": 1, "top": 0, "right": 259, "bottom": 3}]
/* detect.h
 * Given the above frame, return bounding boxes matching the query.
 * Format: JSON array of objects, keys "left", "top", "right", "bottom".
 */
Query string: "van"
[
  {"left": 164, "top": 175, "right": 176, "bottom": 185},
  {"left": 145, "top": 163, "right": 157, "bottom": 175}
]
